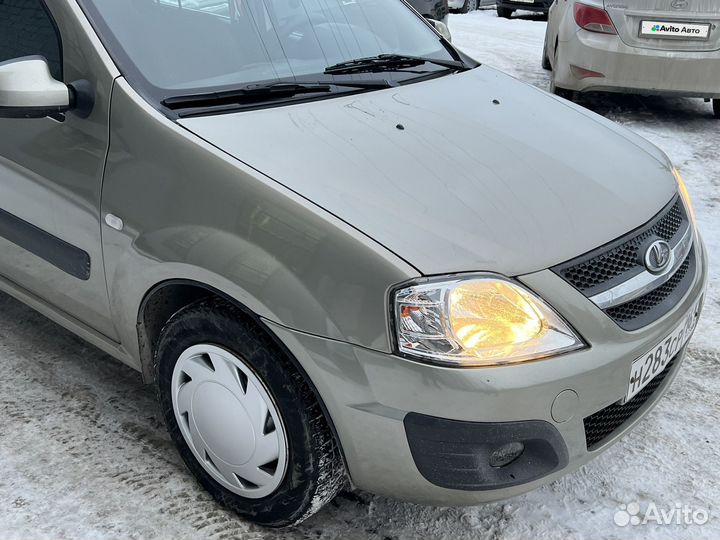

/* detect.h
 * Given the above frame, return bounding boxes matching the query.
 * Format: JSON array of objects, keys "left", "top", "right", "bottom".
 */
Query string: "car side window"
[{"left": 0, "top": 0, "right": 62, "bottom": 80}]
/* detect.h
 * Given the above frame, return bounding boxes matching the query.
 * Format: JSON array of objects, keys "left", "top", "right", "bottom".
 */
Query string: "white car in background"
[{"left": 544, "top": 0, "right": 720, "bottom": 118}]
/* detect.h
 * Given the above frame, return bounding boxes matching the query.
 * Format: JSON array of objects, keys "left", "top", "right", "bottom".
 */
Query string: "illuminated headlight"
[{"left": 393, "top": 275, "right": 585, "bottom": 367}]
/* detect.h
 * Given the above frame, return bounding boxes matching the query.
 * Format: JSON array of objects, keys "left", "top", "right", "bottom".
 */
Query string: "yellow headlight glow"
[
  {"left": 394, "top": 275, "right": 585, "bottom": 367},
  {"left": 673, "top": 168, "right": 696, "bottom": 226},
  {"left": 449, "top": 281, "right": 545, "bottom": 351}
]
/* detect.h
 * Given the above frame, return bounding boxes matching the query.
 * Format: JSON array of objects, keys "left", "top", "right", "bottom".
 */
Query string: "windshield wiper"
[
  {"left": 163, "top": 80, "right": 393, "bottom": 111},
  {"left": 325, "top": 54, "right": 468, "bottom": 75},
  {"left": 163, "top": 83, "right": 332, "bottom": 110}
]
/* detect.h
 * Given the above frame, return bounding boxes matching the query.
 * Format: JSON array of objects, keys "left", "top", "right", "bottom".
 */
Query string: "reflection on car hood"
[{"left": 179, "top": 66, "right": 676, "bottom": 276}]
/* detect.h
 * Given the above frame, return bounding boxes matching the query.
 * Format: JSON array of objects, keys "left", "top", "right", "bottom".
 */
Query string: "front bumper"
[
  {"left": 556, "top": 29, "right": 720, "bottom": 97},
  {"left": 266, "top": 237, "right": 707, "bottom": 506}
]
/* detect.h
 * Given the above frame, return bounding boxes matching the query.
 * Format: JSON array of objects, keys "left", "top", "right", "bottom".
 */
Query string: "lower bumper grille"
[
  {"left": 404, "top": 414, "right": 568, "bottom": 490},
  {"left": 584, "top": 353, "right": 679, "bottom": 450}
]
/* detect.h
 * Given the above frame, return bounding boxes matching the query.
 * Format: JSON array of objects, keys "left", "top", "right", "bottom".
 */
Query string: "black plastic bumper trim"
[{"left": 404, "top": 413, "right": 569, "bottom": 491}]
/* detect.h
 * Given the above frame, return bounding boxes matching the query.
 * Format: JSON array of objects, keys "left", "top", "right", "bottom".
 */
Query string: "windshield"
[{"left": 80, "top": 0, "right": 457, "bottom": 103}]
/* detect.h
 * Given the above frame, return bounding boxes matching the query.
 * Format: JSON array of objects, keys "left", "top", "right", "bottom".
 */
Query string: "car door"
[{"left": 0, "top": 0, "right": 120, "bottom": 340}]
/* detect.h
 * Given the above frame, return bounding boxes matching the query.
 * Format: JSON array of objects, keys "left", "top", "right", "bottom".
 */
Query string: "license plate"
[
  {"left": 640, "top": 20, "right": 711, "bottom": 40},
  {"left": 625, "top": 301, "right": 700, "bottom": 403}
]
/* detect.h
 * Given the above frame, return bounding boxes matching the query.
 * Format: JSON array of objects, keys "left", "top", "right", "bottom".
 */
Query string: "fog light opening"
[{"left": 489, "top": 441, "right": 525, "bottom": 468}]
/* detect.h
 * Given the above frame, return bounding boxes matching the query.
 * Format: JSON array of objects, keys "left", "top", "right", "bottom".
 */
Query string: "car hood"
[{"left": 179, "top": 66, "right": 676, "bottom": 276}]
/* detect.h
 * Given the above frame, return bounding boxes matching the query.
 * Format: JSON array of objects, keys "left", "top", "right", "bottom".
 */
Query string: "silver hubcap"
[{"left": 171, "top": 344, "right": 288, "bottom": 499}]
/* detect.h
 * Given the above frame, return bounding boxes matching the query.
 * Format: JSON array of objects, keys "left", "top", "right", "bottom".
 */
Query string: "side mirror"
[
  {"left": 0, "top": 56, "right": 72, "bottom": 119},
  {"left": 428, "top": 19, "right": 452, "bottom": 42}
]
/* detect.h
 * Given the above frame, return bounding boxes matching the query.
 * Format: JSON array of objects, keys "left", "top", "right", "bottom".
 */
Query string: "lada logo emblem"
[{"left": 644, "top": 240, "right": 672, "bottom": 274}]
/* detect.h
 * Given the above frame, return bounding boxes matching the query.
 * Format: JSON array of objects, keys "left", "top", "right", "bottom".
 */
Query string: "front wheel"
[
  {"left": 156, "top": 298, "right": 346, "bottom": 527},
  {"left": 497, "top": 5, "right": 514, "bottom": 18},
  {"left": 713, "top": 99, "right": 720, "bottom": 118}
]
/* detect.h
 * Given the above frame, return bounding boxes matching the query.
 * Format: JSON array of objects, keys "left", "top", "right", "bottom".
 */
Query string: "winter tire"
[{"left": 155, "top": 298, "right": 346, "bottom": 527}]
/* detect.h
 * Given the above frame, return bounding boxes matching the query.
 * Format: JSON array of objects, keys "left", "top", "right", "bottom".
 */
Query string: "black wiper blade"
[
  {"left": 163, "top": 80, "right": 394, "bottom": 111},
  {"left": 325, "top": 54, "right": 468, "bottom": 75},
  {"left": 330, "top": 79, "right": 396, "bottom": 89},
  {"left": 163, "top": 82, "right": 332, "bottom": 110}
]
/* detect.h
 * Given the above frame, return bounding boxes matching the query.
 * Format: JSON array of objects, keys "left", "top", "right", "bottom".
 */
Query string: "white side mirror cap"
[{"left": 0, "top": 56, "right": 71, "bottom": 118}]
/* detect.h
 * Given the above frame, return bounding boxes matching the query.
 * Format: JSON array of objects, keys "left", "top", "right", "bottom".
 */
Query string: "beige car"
[
  {"left": 544, "top": 0, "right": 720, "bottom": 117},
  {"left": 0, "top": 0, "right": 709, "bottom": 528}
]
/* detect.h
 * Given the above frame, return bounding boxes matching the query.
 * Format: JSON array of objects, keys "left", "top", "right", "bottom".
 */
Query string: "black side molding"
[
  {"left": 0, "top": 207, "right": 91, "bottom": 280},
  {"left": 404, "top": 413, "right": 569, "bottom": 491}
]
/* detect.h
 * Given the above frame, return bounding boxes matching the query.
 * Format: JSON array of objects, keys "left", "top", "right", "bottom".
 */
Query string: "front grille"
[
  {"left": 554, "top": 197, "right": 685, "bottom": 295},
  {"left": 552, "top": 196, "right": 696, "bottom": 330},
  {"left": 584, "top": 354, "right": 679, "bottom": 450},
  {"left": 606, "top": 251, "right": 693, "bottom": 326}
]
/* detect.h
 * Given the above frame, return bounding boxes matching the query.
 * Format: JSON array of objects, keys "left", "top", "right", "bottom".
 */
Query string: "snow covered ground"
[{"left": 1, "top": 9, "right": 719, "bottom": 540}]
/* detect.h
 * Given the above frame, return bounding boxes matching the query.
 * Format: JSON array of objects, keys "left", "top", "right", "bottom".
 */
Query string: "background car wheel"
[
  {"left": 713, "top": 99, "right": 720, "bottom": 119},
  {"left": 155, "top": 298, "right": 346, "bottom": 527},
  {"left": 541, "top": 42, "right": 552, "bottom": 71},
  {"left": 496, "top": 5, "right": 513, "bottom": 18},
  {"left": 460, "top": 0, "right": 478, "bottom": 13}
]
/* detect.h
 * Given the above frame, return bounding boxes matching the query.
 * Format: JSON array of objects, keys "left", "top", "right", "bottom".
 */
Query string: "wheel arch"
[{"left": 136, "top": 278, "right": 351, "bottom": 475}]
